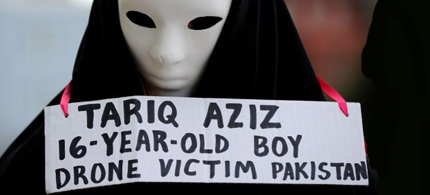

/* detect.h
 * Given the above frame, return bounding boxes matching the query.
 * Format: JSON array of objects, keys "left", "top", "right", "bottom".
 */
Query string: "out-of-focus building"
[{"left": 285, "top": 0, "right": 377, "bottom": 101}]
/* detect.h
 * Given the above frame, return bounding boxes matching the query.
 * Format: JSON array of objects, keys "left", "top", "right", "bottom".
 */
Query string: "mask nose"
[{"left": 150, "top": 28, "right": 185, "bottom": 65}]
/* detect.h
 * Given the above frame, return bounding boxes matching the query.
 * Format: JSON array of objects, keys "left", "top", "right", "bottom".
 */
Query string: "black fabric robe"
[{"left": 0, "top": 0, "right": 377, "bottom": 194}]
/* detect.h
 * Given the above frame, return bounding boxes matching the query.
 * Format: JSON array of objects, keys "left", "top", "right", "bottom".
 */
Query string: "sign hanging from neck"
[{"left": 45, "top": 95, "right": 368, "bottom": 194}]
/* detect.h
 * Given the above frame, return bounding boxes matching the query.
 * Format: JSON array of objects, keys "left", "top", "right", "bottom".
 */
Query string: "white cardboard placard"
[{"left": 45, "top": 96, "right": 368, "bottom": 193}]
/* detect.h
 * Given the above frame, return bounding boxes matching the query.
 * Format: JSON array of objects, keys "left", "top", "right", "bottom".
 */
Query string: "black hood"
[{"left": 70, "top": 0, "right": 325, "bottom": 103}]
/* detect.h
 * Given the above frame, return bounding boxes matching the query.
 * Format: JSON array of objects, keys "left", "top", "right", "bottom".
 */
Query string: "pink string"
[
  {"left": 365, "top": 141, "right": 368, "bottom": 155},
  {"left": 60, "top": 80, "right": 72, "bottom": 118},
  {"left": 60, "top": 78, "right": 349, "bottom": 117},
  {"left": 317, "top": 76, "right": 349, "bottom": 117},
  {"left": 317, "top": 77, "right": 368, "bottom": 153},
  {"left": 60, "top": 78, "right": 348, "bottom": 117}
]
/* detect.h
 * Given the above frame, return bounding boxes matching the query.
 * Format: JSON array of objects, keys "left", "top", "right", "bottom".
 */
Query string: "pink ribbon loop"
[
  {"left": 60, "top": 77, "right": 349, "bottom": 118},
  {"left": 317, "top": 76, "right": 349, "bottom": 117},
  {"left": 365, "top": 141, "right": 368, "bottom": 155},
  {"left": 60, "top": 80, "right": 72, "bottom": 118}
]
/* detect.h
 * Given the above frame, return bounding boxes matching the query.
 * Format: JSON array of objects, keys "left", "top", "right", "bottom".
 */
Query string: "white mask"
[{"left": 118, "top": 0, "right": 232, "bottom": 96}]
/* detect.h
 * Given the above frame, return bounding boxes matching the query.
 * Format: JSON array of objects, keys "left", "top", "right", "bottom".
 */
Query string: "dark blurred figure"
[
  {"left": 362, "top": 0, "right": 428, "bottom": 195},
  {"left": 285, "top": 0, "right": 428, "bottom": 194}
]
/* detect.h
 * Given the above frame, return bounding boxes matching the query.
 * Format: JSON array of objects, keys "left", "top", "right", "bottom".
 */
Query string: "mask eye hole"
[
  {"left": 188, "top": 16, "right": 223, "bottom": 30},
  {"left": 126, "top": 11, "right": 156, "bottom": 28}
]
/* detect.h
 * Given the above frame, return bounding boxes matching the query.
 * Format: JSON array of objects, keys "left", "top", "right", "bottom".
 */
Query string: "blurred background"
[
  {"left": 0, "top": 0, "right": 92, "bottom": 155},
  {"left": 0, "top": 0, "right": 377, "bottom": 157}
]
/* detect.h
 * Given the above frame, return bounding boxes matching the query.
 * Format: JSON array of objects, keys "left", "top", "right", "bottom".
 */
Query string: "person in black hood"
[
  {"left": 69, "top": 0, "right": 325, "bottom": 102},
  {"left": 0, "top": 0, "right": 376, "bottom": 194}
]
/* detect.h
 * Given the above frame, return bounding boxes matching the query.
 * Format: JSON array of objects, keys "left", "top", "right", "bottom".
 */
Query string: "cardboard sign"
[{"left": 45, "top": 96, "right": 368, "bottom": 194}]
